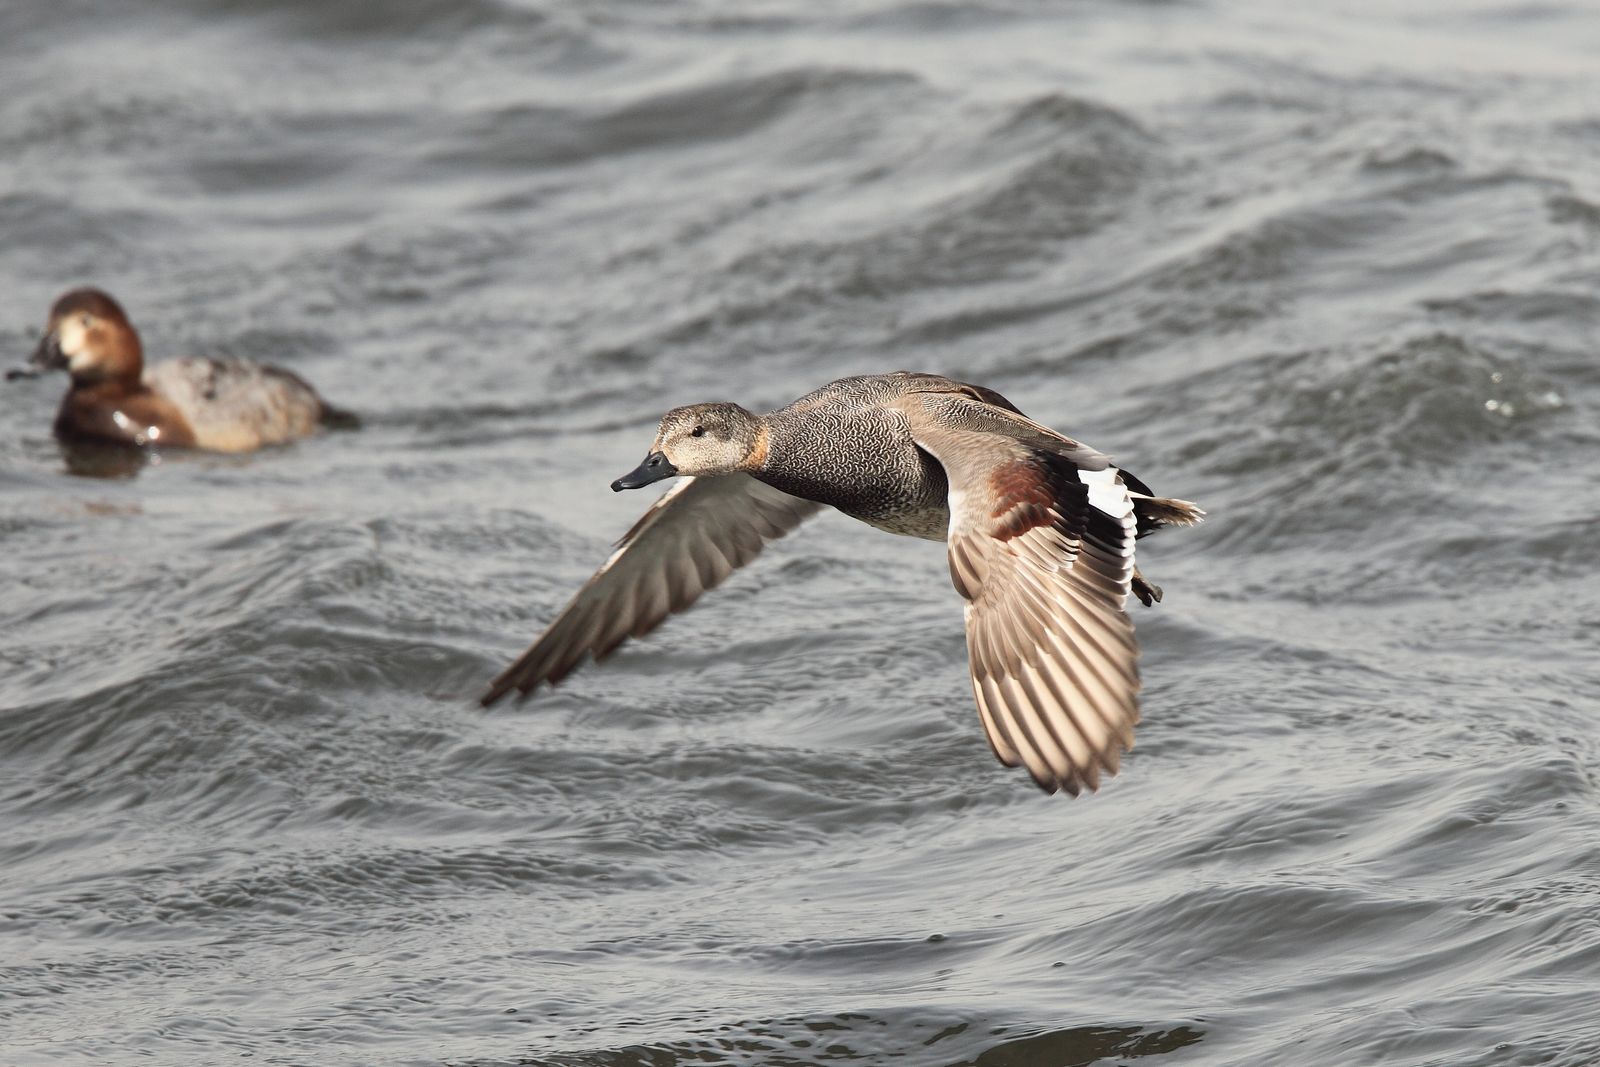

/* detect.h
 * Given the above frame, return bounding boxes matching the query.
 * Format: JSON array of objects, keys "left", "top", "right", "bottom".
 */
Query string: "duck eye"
[
  {"left": 689, "top": 426, "right": 706, "bottom": 438},
  {"left": 80, "top": 314, "right": 92, "bottom": 328}
]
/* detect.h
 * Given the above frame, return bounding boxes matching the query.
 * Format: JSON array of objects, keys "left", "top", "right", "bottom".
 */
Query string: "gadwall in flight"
[
  {"left": 14, "top": 288, "right": 354, "bottom": 452},
  {"left": 484, "top": 372, "right": 1202, "bottom": 795}
]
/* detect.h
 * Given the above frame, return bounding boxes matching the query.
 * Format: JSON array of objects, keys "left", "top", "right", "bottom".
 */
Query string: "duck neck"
[
  {"left": 69, "top": 329, "right": 145, "bottom": 392},
  {"left": 69, "top": 375, "right": 147, "bottom": 402},
  {"left": 746, "top": 416, "right": 833, "bottom": 504},
  {"left": 745, "top": 421, "right": 772, "bottom": 472}
]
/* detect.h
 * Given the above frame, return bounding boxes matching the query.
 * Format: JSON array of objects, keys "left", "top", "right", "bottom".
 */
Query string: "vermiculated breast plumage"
[{"left": 758, "top": 379, "right": 950, "bottom": 539}]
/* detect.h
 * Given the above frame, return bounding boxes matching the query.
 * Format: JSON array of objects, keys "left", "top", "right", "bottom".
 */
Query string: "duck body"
[
  {"left": 27, "top": 288, "right": 350, "bottom": 453},
  {"left": 486, "top": 371, "right": 1203, "bottom": 796},
  {"left": 142, "top": 357, "right": 331, "bottom": 452},
  {"left": 758, "top": 375, "right": 954, "bottom": 539}
]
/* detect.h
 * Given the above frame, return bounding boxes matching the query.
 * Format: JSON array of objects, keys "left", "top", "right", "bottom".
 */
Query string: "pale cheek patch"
[
  {"left": 57, "top": 318, "right": 87, "bottom": 354},
  {"left": 58, "top": 319, "right": 93, "bottom": 371}
]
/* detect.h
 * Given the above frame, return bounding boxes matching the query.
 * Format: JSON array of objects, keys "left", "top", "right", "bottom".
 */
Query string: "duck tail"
[
  {"left": 1132, "top": 494, "right": 1205, "bottom": 529},
  {"left": 318, "top": 401, "right": 362, "bottom": 431}
]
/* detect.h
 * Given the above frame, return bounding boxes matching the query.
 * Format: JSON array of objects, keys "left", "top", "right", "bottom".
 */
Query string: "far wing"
[
  {"left": 482, "top": 474, "right": 821, "bottom": 705},
  {"left": 901, "top": 381, "right": 1116, "bottom": 472}
]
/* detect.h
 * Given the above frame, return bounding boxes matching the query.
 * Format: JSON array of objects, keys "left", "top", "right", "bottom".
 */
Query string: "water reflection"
[
  {"left": 962, "top": 1022, "right": 1205, "bottom": 1067},
  {"left": 59, "top": 438, "right": 154, "bottom": 479},
  {"left": 520, "top": 1013, "right": 1205, "bottom": 1067}
]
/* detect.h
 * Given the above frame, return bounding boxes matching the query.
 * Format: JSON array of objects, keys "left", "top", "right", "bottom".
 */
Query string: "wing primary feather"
[
  {"left": 980, "top": 673, "right": 1053, "bottom": 791},
  {"left": 1000, "top": 671, "right": 1070, "bottom": 783},
  {"left": 971, "top": 670, "right": 1024, "bottom": 767}
]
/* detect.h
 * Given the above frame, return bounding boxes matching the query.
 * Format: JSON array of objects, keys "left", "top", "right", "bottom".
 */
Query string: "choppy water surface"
[{"left": 3, "top": 1, "right": 1599, "bottom": 1064}]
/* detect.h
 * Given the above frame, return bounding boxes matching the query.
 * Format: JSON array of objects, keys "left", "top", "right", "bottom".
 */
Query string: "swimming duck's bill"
[
  {"left": 30, "top": 329, "right": 66, "bottom": 373},
  {"left": 612, "top": 451, "right": 678, "bottom": 491}
]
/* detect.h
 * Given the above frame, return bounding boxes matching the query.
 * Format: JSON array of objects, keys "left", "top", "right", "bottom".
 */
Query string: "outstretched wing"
[
  {"left": 482, "top": 474, "right": 822, "bottom": 705},
  {"left": 896, "top": 391, "right": 1141, "bottom": 796}
]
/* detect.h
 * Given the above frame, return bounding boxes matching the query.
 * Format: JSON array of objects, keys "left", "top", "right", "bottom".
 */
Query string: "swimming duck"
[
  {"left": 483, "top": 372, "right": 1202, "bottom": 796},
  {"left": 17, "top": 288, "right": 352, "bottom": 452}
]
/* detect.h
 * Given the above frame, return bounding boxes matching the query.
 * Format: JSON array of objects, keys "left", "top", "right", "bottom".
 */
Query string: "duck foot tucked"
[{"left": 1132, "top": 567, "right": 1163, "bottom": 607}]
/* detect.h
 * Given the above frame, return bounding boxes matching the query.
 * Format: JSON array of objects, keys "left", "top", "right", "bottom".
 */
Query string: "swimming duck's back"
[{"left": 144, "top": 357, "right": 335, "bottom": 453}]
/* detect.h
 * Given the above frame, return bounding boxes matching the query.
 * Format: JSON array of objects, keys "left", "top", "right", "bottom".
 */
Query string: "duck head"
[
  {"left": 612, "top": 402, "right": 764, "bottom": 490},
  {"left": 29, "top": 288, "right": 144, "bottom": 386}
]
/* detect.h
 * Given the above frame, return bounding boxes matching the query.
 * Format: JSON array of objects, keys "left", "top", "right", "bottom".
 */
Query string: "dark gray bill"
[
  {"left": 31, "top": 330, "right": 66, "bottom": 373},
  {"left": 611, "top": 451, "right": 677, "bottom": 491}
]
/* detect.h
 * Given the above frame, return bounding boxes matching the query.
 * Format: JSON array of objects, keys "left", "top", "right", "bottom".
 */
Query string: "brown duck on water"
[
  {"left": 483, "top": 371, "right": 1203, "bottom": 796},
  {"left": 16, "top": 288, "right": 354, "bottom": 452}
]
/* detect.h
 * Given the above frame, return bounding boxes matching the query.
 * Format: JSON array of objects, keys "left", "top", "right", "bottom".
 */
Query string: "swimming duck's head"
[
  {"left": 612, "top": 402, "right": 763, "bottom": 490},
  {"left": 31, "top": 288, "right": 143, "bottom": 385}
]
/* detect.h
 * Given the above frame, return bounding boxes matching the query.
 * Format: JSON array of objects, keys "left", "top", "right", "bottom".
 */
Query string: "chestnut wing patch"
[
  {"left": 986, "top": 451, "right": 1127, "bottom": 567},
  {"left": 988, "top": 458, "right": 1060, "bottom": 541}
]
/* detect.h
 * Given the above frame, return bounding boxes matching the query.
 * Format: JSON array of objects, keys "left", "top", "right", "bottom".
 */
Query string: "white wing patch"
[{"left": 1078, "top": 466, "right": 1133, "bottom": 523}]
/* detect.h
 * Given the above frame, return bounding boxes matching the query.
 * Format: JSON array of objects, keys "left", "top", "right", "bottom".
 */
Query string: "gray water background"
[{"left": 2, "top": 1, "right": 1599, "bottom": 1064}]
